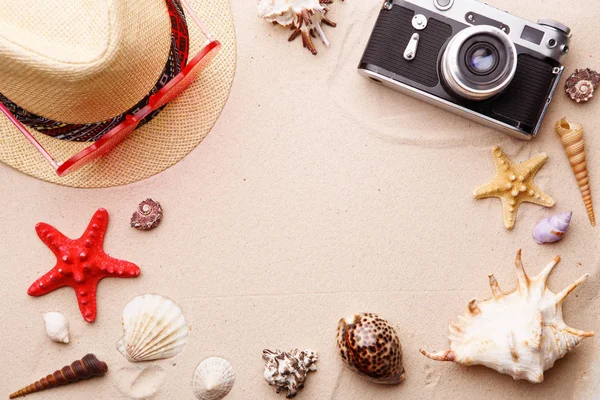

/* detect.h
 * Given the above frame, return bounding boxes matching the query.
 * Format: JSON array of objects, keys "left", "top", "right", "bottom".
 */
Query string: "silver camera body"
[{"left": 358, "top": 0, "right": 572, "bottom": 139}]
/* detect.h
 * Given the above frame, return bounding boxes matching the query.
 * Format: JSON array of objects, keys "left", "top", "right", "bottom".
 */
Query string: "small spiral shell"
[
  {"left": 9, "top": 354, "right": 108, "bottom": 398},
  {"left": 565, "top": 68, "right": 600, "bottom": 103},
  {"left": 555, "top": 118, "right": 595, "bottom": 226},
  {"left": 533, "top": 212, "right": 572, "bottom": 244},
  {"left": 130, "top": 199, "right": 163, "bottom": 230}
]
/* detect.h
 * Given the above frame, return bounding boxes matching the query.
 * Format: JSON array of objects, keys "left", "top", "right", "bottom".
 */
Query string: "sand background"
[{"left": 1, "top": 0, "right": 599, "bottom": 399}]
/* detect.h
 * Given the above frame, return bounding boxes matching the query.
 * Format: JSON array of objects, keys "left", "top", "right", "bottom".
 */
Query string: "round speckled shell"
[{"left": 336, "top": 313, "right": 405, "bottom": 384}]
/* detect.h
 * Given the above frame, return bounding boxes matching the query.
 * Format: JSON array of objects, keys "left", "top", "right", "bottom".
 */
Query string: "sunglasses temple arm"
[
  {"left": 179, "top": 0, "right": 214, "bottom": 41},
  {"left": 0, "top": 102, "right": 59, "bottom": 169}
]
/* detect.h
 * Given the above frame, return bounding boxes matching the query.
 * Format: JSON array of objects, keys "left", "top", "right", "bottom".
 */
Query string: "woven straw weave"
[
  {"left": 0, "top": 0, "right": 172, "bottom": 123},
  {"left": 0, "top": 0, "right": 236, "bottom": 188}
]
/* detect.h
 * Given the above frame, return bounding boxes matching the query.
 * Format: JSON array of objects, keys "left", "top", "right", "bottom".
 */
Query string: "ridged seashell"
[
  {"left": 117, "top": 294, "right": 189, "bottom": 362},
  {"left": 192, "top": 357, "right": 235, "bottom": 400},
  {"left": 258, "top": 0, "right": 341, "bottom": 55},
  {"left": 43, "top": 311, "right": 70, "bottom": 344},
  {"left": 336, "top": 313, "right": 405, "bottom": 384},
  {"left": 9, "top": 354, "right": 108, "bottom": 398},
  {"left": 263, "top": 348, "right": 318, "bottom": 398},
  {"left": 130, "top": 199, "right": 163, "bottom": 231},
  {"left": 565, "top": 68, "right": 600, "bottom": 102},
  {"left": 555, "top": 118, "right": 595, "bottom": 226},
  {"left": 420, "top": 250, "right": 594, "bottom": 383},
  {"left": 533, "top": 212, "right": 572, "bottom": 244}
]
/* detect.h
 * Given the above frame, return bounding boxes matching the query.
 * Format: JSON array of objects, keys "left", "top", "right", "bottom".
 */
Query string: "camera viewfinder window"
[{"left": 520, "top": 26, "right": 544, "bottom": 45}]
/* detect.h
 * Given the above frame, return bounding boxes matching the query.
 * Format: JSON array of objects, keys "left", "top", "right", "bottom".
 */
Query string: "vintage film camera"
[{"left": 358, "top": 0, "right": 571, "bottom": 139}]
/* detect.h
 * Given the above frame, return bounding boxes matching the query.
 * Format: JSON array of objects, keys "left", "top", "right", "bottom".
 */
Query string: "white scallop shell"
[
  {"left": 192, "top": 357, "right": 235, "bottom": 400},
  {"left": 43, "top": 312, "right": 70, "bottom": 344},
  {"left": 117, "top": 294, "right": 189, "bottom": 362}
]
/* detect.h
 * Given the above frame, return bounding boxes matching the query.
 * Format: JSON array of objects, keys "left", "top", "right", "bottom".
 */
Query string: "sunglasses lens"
[
  {"left": 56, "top": 120, "right": 138, "bottom": 176},
  {"left": 150, "top": 41, "right": 220, "bottom": 109}
]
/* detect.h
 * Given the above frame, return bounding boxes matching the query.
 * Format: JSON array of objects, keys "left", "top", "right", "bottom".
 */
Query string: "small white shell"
[
  {"left": 192, "top": 357, "right": 235, "bottom": 400},
  {"left": 117, "top": 294, "right": 189, "bottom": 362},
  {"left": 42, "top": 312, "right": 70, "bottom": 344}
]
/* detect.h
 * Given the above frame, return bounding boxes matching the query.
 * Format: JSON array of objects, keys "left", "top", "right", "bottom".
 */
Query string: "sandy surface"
[{"left": 1, "top": 0, "right": 599, "bottom": 399}]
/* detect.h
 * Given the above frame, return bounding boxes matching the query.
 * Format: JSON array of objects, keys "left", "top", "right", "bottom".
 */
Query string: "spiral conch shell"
[
  {"left": 117, "top": 294, "right": 189, "bottom": 362},
  {"left": 43, "top": 311, "right": 70, "bottom": 344},
  {"left": 258, "top": 0, "right": 342, "bottom": 55},
  {"left": 533, "top": 212, "right": 572, "bottom": 244},
  {"left": 555, "top": 118, "right": 595, "bottom": 226},
  {"left": 336, "top": 313, "right": 405, "bottom": 384},
  {"left": 192, "top": 357, "right": 236, "bottom": 400},
  {"left": 420, "top": 250, "right": 594, "bottom": 383}
]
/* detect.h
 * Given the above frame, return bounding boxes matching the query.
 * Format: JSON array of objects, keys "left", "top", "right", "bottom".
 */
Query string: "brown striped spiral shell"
[
  {"left": 555, "top": 118, "right": 595, "bottom": 226},
  {"left": 336, "top": 313, "right": 405, "bottom": 384},
  {"left": 9, "top": 354, "right": 108, "bottom": 399}
]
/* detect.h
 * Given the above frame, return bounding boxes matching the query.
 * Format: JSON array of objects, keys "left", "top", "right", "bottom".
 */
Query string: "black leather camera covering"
[{"left": 362, "top": 7, "right": 452, "bottom": 88}]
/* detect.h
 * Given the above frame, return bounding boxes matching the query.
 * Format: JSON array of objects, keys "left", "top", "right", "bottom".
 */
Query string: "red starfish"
[{"left": 28, "top": 208, "right": 140, "bottom": 322}]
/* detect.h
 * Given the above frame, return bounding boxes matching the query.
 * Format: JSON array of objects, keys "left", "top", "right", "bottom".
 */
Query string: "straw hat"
[{"left": 0, "top": 0, "right": 236, "bottom": 187}]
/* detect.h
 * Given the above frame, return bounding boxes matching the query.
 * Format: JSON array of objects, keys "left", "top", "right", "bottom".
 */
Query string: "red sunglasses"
[{"left": 0, "top": 0, "right": 220, "bottom": 177}]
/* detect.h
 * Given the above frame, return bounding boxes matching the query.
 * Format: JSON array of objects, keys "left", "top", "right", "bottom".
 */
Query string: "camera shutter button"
[
  {"left": 434, "top": 0, "right": 453, "bottom": 11},
  {"left": 412, "top": 14, "right": 428, "bottom": 30}
]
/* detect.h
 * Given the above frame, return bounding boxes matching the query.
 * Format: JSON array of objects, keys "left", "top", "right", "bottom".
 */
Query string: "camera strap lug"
[
  {"left": 404, "top": 33, "right": 420, "bottom": 61},
  {"left": 382, "top": 0, "right": 393, "bottom": 10}
]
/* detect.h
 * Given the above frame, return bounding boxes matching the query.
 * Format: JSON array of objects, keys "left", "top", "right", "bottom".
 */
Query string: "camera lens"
[
  {"left": 466, "top": 44, "right": 498, "bottom": 75},
  {"left": 441, "top": 26, "right": 517, "bottom": 101}
]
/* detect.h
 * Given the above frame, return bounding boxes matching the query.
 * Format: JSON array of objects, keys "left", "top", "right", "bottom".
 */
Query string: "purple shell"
[{"left": 533, "top": 212, "right": 572, "bottom": 244}]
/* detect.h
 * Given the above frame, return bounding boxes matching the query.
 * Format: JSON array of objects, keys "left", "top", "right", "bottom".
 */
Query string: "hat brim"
[{"left": 0, "top": 0, "right": 236, "bottom": 188}]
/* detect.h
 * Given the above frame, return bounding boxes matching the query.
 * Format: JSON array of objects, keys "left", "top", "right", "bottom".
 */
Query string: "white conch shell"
[
  {"left": 117, "top": 294, "right": 189, "bottom": 362},
  {"left": 192, "top": 357, "right": 236, "bottom": 400},
  {"left": 42, "top": 312, "right": 70, "bottom": 344},
  {"left": 420, "top": 250, "right": 594, "bottom": 383},
  {"left": 533, "top": 212, "right": 572, "bottom": 244},
  {"left": 258, "top": 0, "right": 340, "bottom": 55}
]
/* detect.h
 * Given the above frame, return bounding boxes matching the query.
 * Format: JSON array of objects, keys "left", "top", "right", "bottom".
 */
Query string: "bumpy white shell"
[
  {"left": 533, "top": 212, "right": 572, "bottom": 244},
  {"left": 421, "top": 250, "right": 594, "bottom": 383},
  {"left": 263, "top": 348, "right": 318, "bottom": 397},
  {"left": 117, "top": 294, "right": 189, "bottom": 362},
  {"left": 192, "top": 357, "right": 235, "bottom": 400},
  {"left": 42, "top": 312, "right": 70, "bottom": 344}
]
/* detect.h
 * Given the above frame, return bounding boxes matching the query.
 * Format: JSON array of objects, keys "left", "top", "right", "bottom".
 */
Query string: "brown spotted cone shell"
[
  {"left": 565, "top": 68, "right": 600, "bottom": 103},
  {"left": 336, "top": 313, "right": 405, "bottom": 384},
  {"left": 9, "top": 354, "right": 108, "bottom": 399},
  {"left": 130, "top": 199, "right": 163, "bottom": 230}
]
